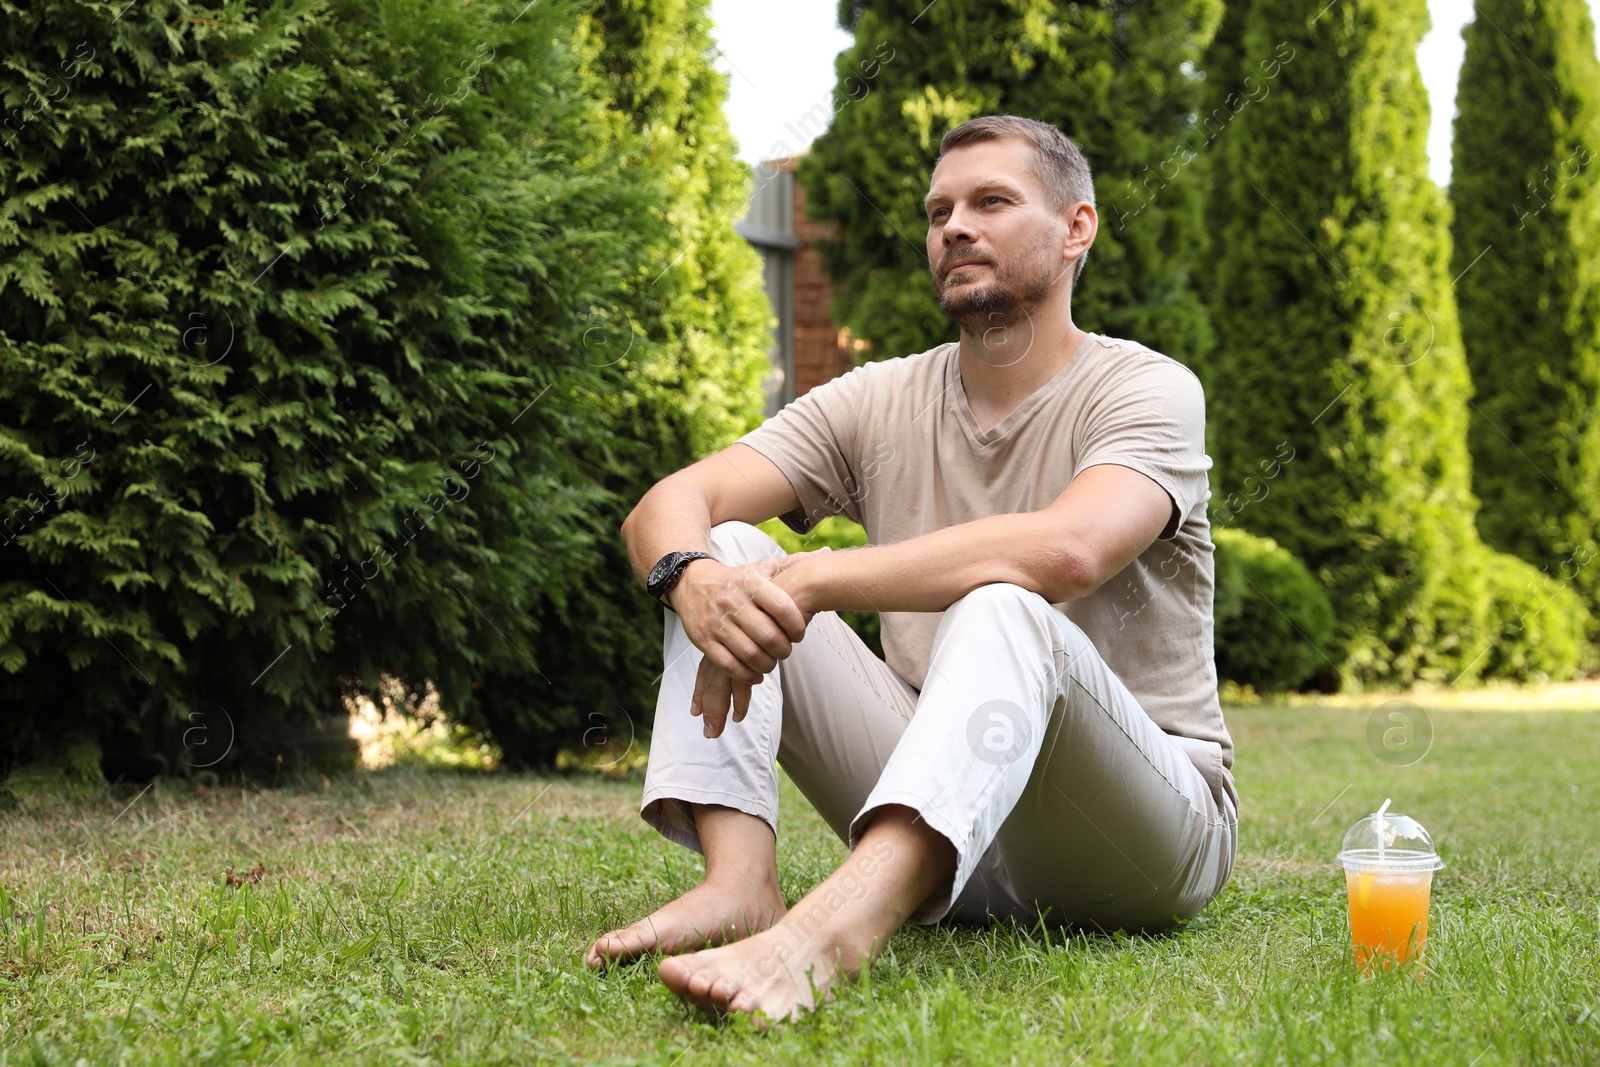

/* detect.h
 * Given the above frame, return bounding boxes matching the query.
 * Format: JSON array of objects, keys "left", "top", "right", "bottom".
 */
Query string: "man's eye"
[
  {"left": 930, "top": 208, "right": 948, "bottom": 220},
  {"left": 983, "top": 196, "right": 1004, "bottom": 206}
]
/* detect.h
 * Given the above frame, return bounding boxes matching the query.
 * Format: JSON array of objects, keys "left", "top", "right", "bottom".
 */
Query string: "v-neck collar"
[{"left": 949, "top": 331, "right": 1100, "bottom": 446}]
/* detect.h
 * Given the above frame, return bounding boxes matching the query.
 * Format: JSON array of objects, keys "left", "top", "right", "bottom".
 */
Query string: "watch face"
[{"left": 648, "top": 552, "right": 683, "bottom": 590}]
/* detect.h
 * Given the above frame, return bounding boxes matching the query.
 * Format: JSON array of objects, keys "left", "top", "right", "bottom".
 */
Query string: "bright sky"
[{"left": 710, "top": 0, "right": 1600, "bottom": 188}]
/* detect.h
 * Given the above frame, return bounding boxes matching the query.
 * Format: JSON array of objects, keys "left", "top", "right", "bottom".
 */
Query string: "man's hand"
[{"left": 679, "top": 549, "right": 830, "bottom": 738}]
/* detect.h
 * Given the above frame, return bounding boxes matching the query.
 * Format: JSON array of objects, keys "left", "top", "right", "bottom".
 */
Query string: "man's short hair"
[{"left": 936, "top": 114, "right": 1096, "bottom": 289}]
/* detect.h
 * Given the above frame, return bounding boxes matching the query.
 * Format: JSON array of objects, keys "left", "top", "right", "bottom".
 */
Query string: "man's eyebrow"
[{"left": 922, "top": 180, "right": 1028, "bottom": 212}]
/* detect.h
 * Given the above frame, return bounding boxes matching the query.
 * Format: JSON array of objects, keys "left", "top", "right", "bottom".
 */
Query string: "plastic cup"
[{"left": 1336, "top": 800, "right": 1444, "bottom": 970}]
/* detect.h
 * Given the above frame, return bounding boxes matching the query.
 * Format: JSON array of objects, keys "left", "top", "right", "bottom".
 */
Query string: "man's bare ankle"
[
  {"left": 704, "top": 862, "right": 782, "bottom": 895},
  {"left": 706, "top": 879, "right": 785, "bottom": 920}
]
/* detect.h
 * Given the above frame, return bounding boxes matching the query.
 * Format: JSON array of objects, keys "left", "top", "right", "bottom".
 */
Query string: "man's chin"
[{"left": 939, "top": 286, "right": 1027, "bottom": 334}]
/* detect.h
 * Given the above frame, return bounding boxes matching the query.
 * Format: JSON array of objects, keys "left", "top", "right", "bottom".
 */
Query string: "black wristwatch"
[{"left": 646, "top": 551, "right": 714, "bottom": 612}]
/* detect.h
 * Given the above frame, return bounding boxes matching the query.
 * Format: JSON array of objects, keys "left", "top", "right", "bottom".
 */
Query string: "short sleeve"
[
  {"left": 1071, "top": 358, "right": 1211, "bottom": 540},
  {"left": 736, "top": 366, "right": 869, "bottom": 534}
]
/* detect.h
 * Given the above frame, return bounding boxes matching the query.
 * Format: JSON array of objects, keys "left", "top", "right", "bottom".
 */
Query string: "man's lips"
[{"left": 944, "top": 259, "right": 990, "bottom": 276}]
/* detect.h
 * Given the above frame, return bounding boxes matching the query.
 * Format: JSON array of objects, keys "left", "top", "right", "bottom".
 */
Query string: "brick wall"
[{"left": 768, "top": 156, "right": 867, "bottom": 396}]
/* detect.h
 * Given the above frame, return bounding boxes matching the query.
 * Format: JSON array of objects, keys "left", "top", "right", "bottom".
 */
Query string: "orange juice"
[{"left": 1344, "top": 868, "right": 1432, "bottom": 968}]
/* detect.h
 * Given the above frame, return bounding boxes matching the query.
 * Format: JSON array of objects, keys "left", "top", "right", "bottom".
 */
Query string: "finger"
[
  {"left": 694, "top": 612, "right": 764, "bottom": 681},
  {"left": 762, "top": 545, "right": 830, "bottom": 578},
  {"left": 749, "top": 581, "right": 807, "bottom": 643},
  {"left": 751, "top": 555, "right": 789, "bottom": 578},
  {"left": 731, "top": 681, "right": 754, "bottom": 723},
  {"left": 728, "top": 563, "right": 804, "bottom": 646},
  {"left": 731, "top": 602, "right": 793, "bottom": 663},
  {"left": 761, "top": 554, "right": 800, "bottom": 577},
  {"left": 690, "top": 656, "right": 714, "bottom": 718},
  {"left": 707, "top": 643, "right": 764, "bottom": 685},
  {"left": 695, "top": 645, "right": 753, "bottom": 709},
  {"left": 711, "top": 621, "right": 777, "bottom": 679},
  {"left": 702, "top": 668, "right": 733, "bottom": 738},
  {"left": 789, "top": 545, "right": 835, "bottom": 560},
  {"left": 735, "top": 560, "right": 783, "bottom": 592}
]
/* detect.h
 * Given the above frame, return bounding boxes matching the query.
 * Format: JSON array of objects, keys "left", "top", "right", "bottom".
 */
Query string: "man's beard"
[{"left": 932, "top": 233, "right": 1060, "bottom": 335}]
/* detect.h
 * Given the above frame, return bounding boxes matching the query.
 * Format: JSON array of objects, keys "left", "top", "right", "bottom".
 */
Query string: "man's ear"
[
  {"left": 1069, "top": 200, "right": 1099, "bottom": 257},
  {"left": 1062, "top": 202, "right": 1097, "bottom": 290}
]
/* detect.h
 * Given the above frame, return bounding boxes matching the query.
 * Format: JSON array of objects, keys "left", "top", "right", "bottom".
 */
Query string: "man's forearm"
[
  {"left": 776, "top": 511, "right": 1090, "bottom": 614},
  {"left": 621, "top": 475, "right": 716, "bottom": 590}
]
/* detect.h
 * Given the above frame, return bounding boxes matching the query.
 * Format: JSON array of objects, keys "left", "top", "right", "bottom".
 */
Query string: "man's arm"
[
  {"left": 622, "top": 442, "right": 800, "bottom": 586},
  {"left": 772, "top": 462, "right": 1175, "bottom": 615},
  {"left": 622, "top": 443, "right": 817, "bottom": 691}
]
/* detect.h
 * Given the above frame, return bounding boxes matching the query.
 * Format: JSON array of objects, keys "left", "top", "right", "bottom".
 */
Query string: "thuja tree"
[
  {"left": 1450, "top": 0, "right": 1600, "bottom": 628},
  {"left": 0, "top": 0, "right": 684, "bottom": 772},
  {"left": 1189, "top": 0, "right": 1254, "bottom": 453},
  {"left": 1207, "top": 0, "right": 1591, "bottom": 687},
  {"left": 1191, "top": 0, "right": 1251, "bottom": 326},
  {"left": 586, "top": 0, "right": 770, "bottom": 463},
  {"left": 801, "top": 0, "right": 1220, "bottom": 374},
  {"left": 467, "top": 0, "right": 775, "bottom": 763}
]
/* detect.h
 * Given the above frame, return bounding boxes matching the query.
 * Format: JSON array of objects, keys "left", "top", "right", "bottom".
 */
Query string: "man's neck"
[{"left": 956, "top": 308, "right": 1086, "bottom": 434}]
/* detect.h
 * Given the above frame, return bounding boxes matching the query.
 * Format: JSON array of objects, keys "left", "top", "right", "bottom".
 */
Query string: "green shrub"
[
  {"left": 1212, "top": 528, "right": 1335, "bottom": 693},
  {"left": 0, "top": 0, "right": 721, "bottom": 773},
  {"left": 1477, "top": 549, "right": 1598, "bottom": 682},
  {"left": 758, "top": 517, "right": 882, "bottom": 659}
]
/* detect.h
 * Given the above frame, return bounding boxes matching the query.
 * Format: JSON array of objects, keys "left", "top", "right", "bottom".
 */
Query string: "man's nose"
[{"left": 942, "top": 204, "right": 978, "bottom": 244}]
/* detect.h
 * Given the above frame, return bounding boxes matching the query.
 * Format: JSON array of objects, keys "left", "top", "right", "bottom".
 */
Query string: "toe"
[
  {"left": 588, "top": 932, "right": 621, "bottom": 966},
  {"left": 657, "top": 955, "right": 692, "bottom": 997},
  {"left": 687, "top": 968, "right": 715, "bottom": 1001},
  {"left": 708, "top": 975, "right": 742, "bottom": 1010}
]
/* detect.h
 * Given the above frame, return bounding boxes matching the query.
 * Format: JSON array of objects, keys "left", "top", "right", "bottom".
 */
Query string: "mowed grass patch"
[{"left": 2, "top": 707, "right": 1598, "bottom": 1065}]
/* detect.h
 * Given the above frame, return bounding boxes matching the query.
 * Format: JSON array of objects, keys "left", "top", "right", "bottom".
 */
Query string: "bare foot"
[
  {"left": 656, "top": 805, "right": 949, "bottom": 1025},
  {"left": 586, "top": 878, "right": 786, "bottom": 969},
  {"left": 656, "top": 913, "right": 862, "bottom": 1026}
]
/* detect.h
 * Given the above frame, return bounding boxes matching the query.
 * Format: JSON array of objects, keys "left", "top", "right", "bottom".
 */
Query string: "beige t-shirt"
[{"left": 737, "top": 331, "right": 1235, "bottom": 791}]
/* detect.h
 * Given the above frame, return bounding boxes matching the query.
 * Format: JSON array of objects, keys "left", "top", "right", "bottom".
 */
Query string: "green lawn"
[{"left": 3, "top": 706, "right": 1598, "bottom": 1065}]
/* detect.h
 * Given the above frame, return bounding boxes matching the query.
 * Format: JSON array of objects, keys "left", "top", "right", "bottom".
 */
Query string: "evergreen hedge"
[
  {"left": 1450, "top": 0, "right": 1600, "bottom": 629},
  {"left": 1212, "top": 528, "right": 1334, "bottom": 693},
  {"left": 467, "top": 0, "right": 772, "bottom": 765},
  {"left": 800, "top": 0, "right": 1219, "bottom": 375},
  {"left": 0, "top": 0, "right": 763, "bottom": 773},
  {"left": 1191, "top": 0, "right": 1253, "bottom": 430},
  {"left": 1204, "top": 0, "right": 1589, "bottom": 687},
  {"left": 585, "top": 0, "right": 771, "bottom": 464}
]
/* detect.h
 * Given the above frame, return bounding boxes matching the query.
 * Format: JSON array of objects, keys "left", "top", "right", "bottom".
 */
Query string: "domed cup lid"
[{"left": 1336, "top": 798, "right": 1444, "bottom": 873}]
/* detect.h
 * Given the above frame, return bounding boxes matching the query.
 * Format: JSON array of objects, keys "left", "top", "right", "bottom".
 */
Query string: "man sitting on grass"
[{"left": 587, "top": 114, "right": 1239, "bottom": 1024}]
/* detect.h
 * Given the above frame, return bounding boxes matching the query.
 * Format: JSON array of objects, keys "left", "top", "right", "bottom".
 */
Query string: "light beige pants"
[{"left": 641, "top": 521, "right": 1238, "bottom": 931}]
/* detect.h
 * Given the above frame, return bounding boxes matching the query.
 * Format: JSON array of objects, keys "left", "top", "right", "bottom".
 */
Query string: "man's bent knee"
[
  {"left": 708, "top": 520, "right": 786, "bottom": 566},
  {"left": 947, "top": 581, "right": 1051, "bottom": 617}
]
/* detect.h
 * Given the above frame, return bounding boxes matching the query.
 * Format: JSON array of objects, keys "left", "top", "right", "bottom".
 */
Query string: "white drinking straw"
[{"left": 1376, "top": 797, "right": 1392, "bottom": 861}]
